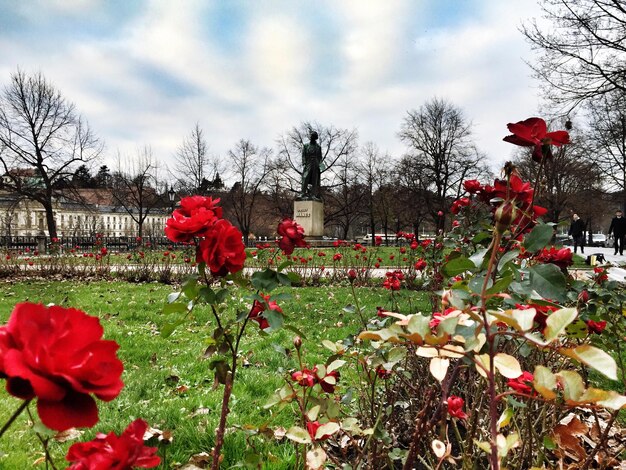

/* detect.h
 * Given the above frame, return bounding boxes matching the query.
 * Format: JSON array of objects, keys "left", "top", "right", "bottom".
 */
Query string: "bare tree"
[
  {"left": 172, "top": 123, "right": 225, "bottom": 195},
  {"left": 263, "top": 156, "right": 294, "bottom": 219},
  {"left": 112, "top": 147, "right": 163, "bottom": 238},
  {"left": 324, "top": 151, "right": 367, "bottom": 240},
  {"left": 224, "top": 139, "right": 271, "bottom": 244},
  {"left": 276, "top": 121, "right": 358, "bottom": 194},
  {"left": 358, "top": 142, "right": 388, "bottom": 239},
  {"left": 586, "top": 92, "right": 626, "bottom": 208},
  {"left": 0, "top": 69, "right": 102, "bottom": 237},
  {"left": 522, "top": 0, "right": 626, "bottom": 109},
  {"left": 398, "top": 98, "right": 490, "bottom": 230}
]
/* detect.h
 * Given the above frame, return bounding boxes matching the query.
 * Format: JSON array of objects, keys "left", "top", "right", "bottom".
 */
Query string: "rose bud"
[
  {"left": 578, "top": 290, "right": 589, "bottom": 303},
  {"left": 293, "top": 336, "right": 302, "bottom": 350},
  {"left": 494, "top": 201, "right": 517, "bottom": 233}
]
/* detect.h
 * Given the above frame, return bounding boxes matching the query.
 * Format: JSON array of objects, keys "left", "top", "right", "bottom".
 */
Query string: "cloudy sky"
[{"left": 0, "top": 0, "right": 547, "bottom": 175}]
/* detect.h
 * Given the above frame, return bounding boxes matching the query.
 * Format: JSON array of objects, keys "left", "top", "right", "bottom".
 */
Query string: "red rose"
[
  {"left": 66, "top": 419, "right": 160, "bottom": 469},
  {"left": 332, "top": 253, "right": 342, "bottom": 262},
  {"left": 277, "top": 218, "right": 306, "bottom": 255},
  {"left": 374, "top": 236, "right": 383, "bottom": 246},
  {"left": 447, "top": 395, "right": 468, "bottom": 420},
  {"left": 195, "top": 219, "right": 246, "bottom": 276},
  {"left": 165, "top": 207, "right": 219, "bottom": 243},
  {"left": 503, "top": 117, "right": 570, "bottom": 162},
  {"left": 291, "top": 369, "right": 316, "bottom": 387},
  {"left": 463, "top": 179, "right": 481, "bottom": 193},
  {"left": 0, "top": 303, "right": 124, "bottom": 431},
  {"left": 177, "top": 196, "right": 223, "bottom": 218},
  {"left": 376, "top": 365, "right": 393, "bottom": 379},
  {"left": 347, "top": 269, "right": 357, "bottom": 281},
  {"left": 535, "top": 246, "right": 573, "bottom": 270},
  {"left": 414, "top": 259, "right": 427, "bottom": 271},
  {"left": 507, "top": 371, "right": 534, "bottom": 395},
  {"left": 586, "top": 320, "right": 607, "bottom": 335},
  {"left": 248, "top": 294, "right": 282, "bottom": 331},
  {"left": 451, "top": 197, "right": 470, "bottom": 214}
]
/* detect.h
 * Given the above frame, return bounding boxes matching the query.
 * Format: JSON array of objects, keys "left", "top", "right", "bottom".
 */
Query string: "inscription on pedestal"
[{"left": 294, "top": 200, "right": 324, "bottom": 237}]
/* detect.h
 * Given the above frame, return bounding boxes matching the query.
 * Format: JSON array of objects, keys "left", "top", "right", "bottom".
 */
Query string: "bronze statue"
[{"left": 298, "top": 131, "right": 323, "bottom": 201}]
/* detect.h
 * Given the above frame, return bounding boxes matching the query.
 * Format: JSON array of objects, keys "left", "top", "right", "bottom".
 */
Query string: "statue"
[{"left": 298, "top": 131, "right": 323, "bottom": 201}]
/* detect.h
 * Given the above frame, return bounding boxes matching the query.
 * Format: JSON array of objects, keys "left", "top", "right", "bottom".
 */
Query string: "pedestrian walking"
[
  {"left": 608, "top": 210, "right": 626, "bottom": 255},
  {"left": 568, "top": 213, "right": 586, "bottom": 254}
]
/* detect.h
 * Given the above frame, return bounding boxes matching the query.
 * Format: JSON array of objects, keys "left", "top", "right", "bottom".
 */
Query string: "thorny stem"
[
  {"left": 349, "top": 281, "right": 368, "bottom": 329},
  {"left": 0, "top": 398, "right": 31, "bottom": 439},
  {"left": 480, "top": 230, "right": 503, "bottom": 470},
  {"left": 25, "top": 406, "right": 58, "bottom": 470},
  {"left": 210, "top": 284, "right": 256, "bottom": 470}
]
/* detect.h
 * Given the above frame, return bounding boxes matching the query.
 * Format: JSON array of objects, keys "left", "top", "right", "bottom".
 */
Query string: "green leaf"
[
  {"left": 560, "top": 345, "right": 618, "bottom": 380},
  {"left": 523, "top": 224, "right": 554, "bottom": 252},
  {"left": 286, "top": 426, "right": 312, "bottom": 444},
  {"left": 215, "top": 288, "right": 229, "bottom": 304},
  {"left": 277, "top": 260, "right": 294, "bottom": 272},
  {"left": 264, "top": 309, "right": 284, "bottom": 331},
  {"left": 161, "top": 319, "right": 183, "bottom": 338},
  {"left": 284, "top": 324, "right": 308, "bottom": 339},
  {"left": 277, "top": 272, "right": 292, "bottom": 286},
  {"left": 251, "top": 269, "right": 280, "bottom": 292},
  {"left": 182, "top": 276, "right": 199, "bottom": 299},
  {"left": 529, "top": 263, "right": 567, "bottom": 302},
  {"left": 486, "top": 275, "right": 513, "bottom": 295},
  {"left": 198, "top": 287, "right": 216, "bottom": 304},
  {"left": 469, "top": 248, "right": 489, "bottom": 269},
  {"left": 533, "top": 365, "right": 557, "bottom": 399},
  {"left": 287, "top": 272, "right": 301, "bottom": 284},
  {"left": 442, "top": 255, "right": 475, "bottom": 277},
  {"left": 162, "top": 302, "right": 188, "bottom": 315},
  {"left": 544, "top": 308, "right": 578, "bottom": 342},
  {"left": 556, "top": 370, "right": 584, "bottom": 402},
  {"left": 497, "top": 250, "right": 520, "bottom": 271},
  {"left": 469, "top": 275, "right": 492, "bottom": 294}
]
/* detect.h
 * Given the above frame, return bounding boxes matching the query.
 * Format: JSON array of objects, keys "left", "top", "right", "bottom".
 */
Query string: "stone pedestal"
[{"left": 294, "top": 200, "right": 324, "bottom": 238}]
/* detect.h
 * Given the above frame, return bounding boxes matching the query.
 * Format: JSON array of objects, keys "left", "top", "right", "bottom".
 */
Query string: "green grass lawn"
[{"left": 0, "top": 280, "right": 430, "bottom": 468}]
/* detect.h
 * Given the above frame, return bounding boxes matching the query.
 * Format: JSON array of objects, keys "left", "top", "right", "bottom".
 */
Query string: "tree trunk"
[{"left": 43, "top": 201, "right": 57, "bottom": 239}]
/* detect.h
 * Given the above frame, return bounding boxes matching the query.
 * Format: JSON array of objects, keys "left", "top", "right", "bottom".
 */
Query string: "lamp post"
[{"left": 168, "top": 187, "right": 176, "bottom": 212}]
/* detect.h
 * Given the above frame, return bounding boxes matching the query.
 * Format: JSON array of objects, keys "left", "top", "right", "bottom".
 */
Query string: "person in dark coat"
[
  {"left": 568, "top": 213, "right": 586, "bottom": 254},
  {"left": 608, "top": 210, "right": 626, "bottom": 255}
]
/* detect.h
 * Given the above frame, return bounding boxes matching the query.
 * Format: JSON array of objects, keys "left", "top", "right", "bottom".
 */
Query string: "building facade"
[{"left": 0, "top": 190, "right": 169, "bottom": 238}]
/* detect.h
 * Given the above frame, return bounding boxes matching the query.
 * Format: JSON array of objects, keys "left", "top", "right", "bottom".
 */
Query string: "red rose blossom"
[
  {"left": 447, "top": 395, "right": 468, "bottom": 420},
  {"left": 503, "top": 117, "right": 570, "bottom": 162},
  {"left": 463, "top": 179, "right": 481, "bottom": 193},
  {"left": 164, "top": 196, "right": 223, "bottom": 243},
  {"left": 248, "top": 294, "right": 282, "bottom": 331},
  {"left": 66, "top": 419, "right": 160, "bottom": 469},
  {"left": 291, "top": 369, "right": 316, "bottom": 388},
  {"left": 586, "top": 320, "right": 607, "bottom": 335},
  {"left": 277, "top": 218, "right": 306, "bottom": 255},
  {"left": 507, "top": 371, "right": 534, "bottom": 395},
  {"left": 0, "top": 303, "right": 124, "bottom": 431},
  {"left": 195, "top": 219, "right": 246, "bottom": 276},
  {"left": 535, "top": 246, "right": 573, "bottom": 270}
]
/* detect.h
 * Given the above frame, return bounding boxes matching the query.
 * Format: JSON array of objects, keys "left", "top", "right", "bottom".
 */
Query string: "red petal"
[
  {"left": 37, "top": 391, "right": 99, "bottom": 431},
  {"left": 503, "top": 135, "right": 534, "bottom": 147},
  {"left": 545, "top": 130, "right": 570, "bottom": 146}
]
